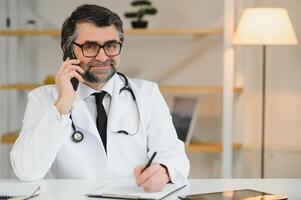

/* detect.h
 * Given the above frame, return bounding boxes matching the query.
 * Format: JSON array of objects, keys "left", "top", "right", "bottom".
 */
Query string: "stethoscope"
[{"left": 71, "top": 72, "right": 140, "bottom": 143}]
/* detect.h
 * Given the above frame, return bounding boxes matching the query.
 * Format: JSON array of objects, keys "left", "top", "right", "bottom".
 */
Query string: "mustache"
[{"left": 86, "top": 59, "right": 116, "bottom": 68}]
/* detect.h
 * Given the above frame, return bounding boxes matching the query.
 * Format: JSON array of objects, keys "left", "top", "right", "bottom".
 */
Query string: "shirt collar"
[{"left": 76, "top": 73, "right": 117, "bottom": 100}]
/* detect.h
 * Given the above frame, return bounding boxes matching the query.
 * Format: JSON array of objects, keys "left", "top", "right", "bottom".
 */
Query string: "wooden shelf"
[
  {"left": 159, "top": 85, "right": 243, "bottom": 95},
  {"left": 2, "top": 131, "right": 243, "bottom": 154},
  {"left": 125, "top": 28, "right": 222, "bottom": 36},
  {"left": 0, "top": 29, "right": 59, "bottom": 37},
  {"left": 186, "top": 140, "right": 242, "bottom": 153},
  {"left": 0, "top": 83, "right": 41, "bottom": 90},
  {"left": 0, "top": 28, "right": 222, "bottom": 37},
  {"left": 0, "top": 83, "right": 243, "bottom": 95}
]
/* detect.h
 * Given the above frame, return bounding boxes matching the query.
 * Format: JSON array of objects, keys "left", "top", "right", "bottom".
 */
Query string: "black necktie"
[{"left": 93, "top": 91, "right": 107, "bottom": 152}]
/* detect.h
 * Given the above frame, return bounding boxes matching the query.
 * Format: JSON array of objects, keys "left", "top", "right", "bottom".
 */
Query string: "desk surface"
[{"left": 0, "top": 179, "right": 300, "bottom": 200}]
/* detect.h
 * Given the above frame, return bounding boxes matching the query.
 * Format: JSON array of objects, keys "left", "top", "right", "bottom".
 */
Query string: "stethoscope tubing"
[{"left": 70, "top": 72, "right": 139, "bottom": 143}]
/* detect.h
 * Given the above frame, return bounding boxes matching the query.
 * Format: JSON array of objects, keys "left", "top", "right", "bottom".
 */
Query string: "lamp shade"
[{"left": 233, "top": 8, "right": 298, "bottom": 45}]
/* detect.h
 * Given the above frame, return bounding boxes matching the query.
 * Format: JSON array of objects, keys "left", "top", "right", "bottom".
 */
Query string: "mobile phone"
[{"left": 63, "top": 46, "right": 79, "bottom": 91}]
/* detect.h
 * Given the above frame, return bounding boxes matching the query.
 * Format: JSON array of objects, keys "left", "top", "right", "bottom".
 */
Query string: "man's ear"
[{"left": 62, "top": 44, "right": 67, "bottom": 52}]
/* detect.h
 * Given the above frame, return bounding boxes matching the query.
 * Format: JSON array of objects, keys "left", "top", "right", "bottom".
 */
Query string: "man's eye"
[
  {"left": 83, "top": 44, "right": 98, "bottom": 50},
  {"left": 105, "top": 43, "right": 118, "bottom": 49}
]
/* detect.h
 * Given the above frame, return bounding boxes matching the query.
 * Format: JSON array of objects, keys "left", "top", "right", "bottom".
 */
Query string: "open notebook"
[
  {"left": 86, "top": 180, "right": 186, "bottom": 200},
  {"left": 0, "top": 183, "right": 40, "bottom": 199}
]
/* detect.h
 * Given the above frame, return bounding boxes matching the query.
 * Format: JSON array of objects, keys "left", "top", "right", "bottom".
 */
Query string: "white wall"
[{"left": 234, "top": 0, "right": 301, "bottom": 178}]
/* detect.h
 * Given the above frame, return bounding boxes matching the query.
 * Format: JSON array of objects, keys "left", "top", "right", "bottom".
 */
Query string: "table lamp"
[{"left": 233, "top": 8, "right": 298, "bottom": 178}]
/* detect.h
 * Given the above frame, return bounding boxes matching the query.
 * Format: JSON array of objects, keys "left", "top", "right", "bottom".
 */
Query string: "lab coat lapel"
[{"left": 107, "top": 75, "right": 138, "bottom": 135}]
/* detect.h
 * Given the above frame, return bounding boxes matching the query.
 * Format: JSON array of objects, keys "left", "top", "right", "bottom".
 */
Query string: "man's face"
[{"left": 72, "top": 22, "right": 121, "bottom": 83}]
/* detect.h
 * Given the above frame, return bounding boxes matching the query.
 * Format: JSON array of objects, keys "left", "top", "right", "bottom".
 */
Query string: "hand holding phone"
[
  {"left": 63, "top": 47, "right": 81, "bottom": 91},
  {"left": 54, "top": 46, "right": 84, "bottom": 115}
]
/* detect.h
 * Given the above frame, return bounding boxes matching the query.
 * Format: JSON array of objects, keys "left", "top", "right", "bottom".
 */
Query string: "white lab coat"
[{"left": 10, "top": 74, "right": 189, "bottom": 182}]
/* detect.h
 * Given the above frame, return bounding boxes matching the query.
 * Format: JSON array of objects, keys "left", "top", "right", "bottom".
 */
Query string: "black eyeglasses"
[{"left": 73, "top": 41, "right": 122, "bottom": 58}]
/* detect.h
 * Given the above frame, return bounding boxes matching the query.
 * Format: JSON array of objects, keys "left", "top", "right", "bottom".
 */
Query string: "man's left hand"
[{"left": 134, "top": 163, "right": 170, "bottom": 192}]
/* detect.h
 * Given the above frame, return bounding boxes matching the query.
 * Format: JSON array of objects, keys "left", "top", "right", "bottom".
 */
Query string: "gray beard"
[{"left": 83, "top": 59, "right": 117, "bottom": 83}]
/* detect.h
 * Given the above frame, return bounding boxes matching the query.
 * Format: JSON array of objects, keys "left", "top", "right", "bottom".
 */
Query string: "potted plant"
[{"left": 124, "top": 0, "right": 158, "bottom": 28}]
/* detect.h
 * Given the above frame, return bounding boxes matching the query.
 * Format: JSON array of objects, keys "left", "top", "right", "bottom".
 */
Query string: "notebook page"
[
  {"left": 88, "top": 180, "right": 186, "bottom": 199},
  {"left": 0, "top": 183, "right": 40, "bottom": 198}
]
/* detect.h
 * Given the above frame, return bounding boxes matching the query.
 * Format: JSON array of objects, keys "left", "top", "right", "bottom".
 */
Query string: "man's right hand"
[{"left": 55, "top": 58, "right": 84, "bottom": 115}]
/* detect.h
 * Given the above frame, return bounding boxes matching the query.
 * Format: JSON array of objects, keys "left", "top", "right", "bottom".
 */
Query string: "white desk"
[{"left": 0, "top": 179, "right": 300, "bottom": 199}]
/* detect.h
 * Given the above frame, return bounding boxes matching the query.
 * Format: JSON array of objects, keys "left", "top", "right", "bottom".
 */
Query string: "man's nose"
[{"left": 95, "top": 47, "right": 109, "bottom": 61}]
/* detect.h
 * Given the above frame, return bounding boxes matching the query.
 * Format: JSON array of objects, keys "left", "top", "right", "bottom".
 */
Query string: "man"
[{"left": 10, "top": 4, "right": 189, "bottom": 192}]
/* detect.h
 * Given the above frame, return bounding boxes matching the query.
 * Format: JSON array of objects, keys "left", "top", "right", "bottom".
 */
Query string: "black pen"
[{"left": 142, "top": 151, "right": 157, "bottom": 173}]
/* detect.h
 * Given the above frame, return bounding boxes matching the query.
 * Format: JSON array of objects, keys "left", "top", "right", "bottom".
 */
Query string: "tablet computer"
[
  {"left": 171, "top": 97, "right": 199, "bottom": 145},
  {"left": 178, "top": 189, "right": 287, "bottom": 200}
]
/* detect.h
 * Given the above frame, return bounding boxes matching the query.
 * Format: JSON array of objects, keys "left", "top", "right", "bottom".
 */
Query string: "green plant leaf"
[
  {"left": 145, "top": 8, "right": 157, "bottom": 15},
  {"left": 124, "top": 12, "right": 139, "bottom": 18},
  {"left": 131, "top": 0, "right": 151, "bottom": 6}
]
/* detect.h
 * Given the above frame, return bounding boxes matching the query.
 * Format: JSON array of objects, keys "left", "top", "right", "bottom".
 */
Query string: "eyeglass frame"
[{"left": 73, "top": 40, "right": 123, "bottom": 58}]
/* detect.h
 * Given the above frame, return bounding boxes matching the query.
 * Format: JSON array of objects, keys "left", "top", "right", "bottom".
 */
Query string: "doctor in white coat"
[{"left": 10, "top": 4, "right": 189, "bottom": 192}]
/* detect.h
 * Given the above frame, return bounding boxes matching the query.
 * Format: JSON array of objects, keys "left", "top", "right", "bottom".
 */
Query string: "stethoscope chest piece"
[{"left": 72, "top": 131, "right": 84, "bottom": 143}]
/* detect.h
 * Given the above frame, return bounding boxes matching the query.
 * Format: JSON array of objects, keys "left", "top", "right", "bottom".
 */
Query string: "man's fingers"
[
  {"left": 56, "top": 70, "right": 84, "bottom": 83},
  {"left": 58, "top": 59, "right": 81, "bottom": 74},
  {"left": 134, "top": 165, "right": 144, "bottom": 179},
  {"left": 58, "top": 58, "right": 71, "bottom": 74},
  {"left": 139, "top": 171, "right": 165, "bottom": 193},
  {"left": 134, "top": 164, "right": 170, "bottom": 193},
  {"left": 136, "top": 163, "right": 159, "bottom": 185},
  {"left": 140, "top": 179, "right": 152, "bottom": 192},
  {"left": 62, "top": 65, "right": 85, "bottom": 75},
  {"left": 70, "top": 71, "right": 84, "bottom": 83}
]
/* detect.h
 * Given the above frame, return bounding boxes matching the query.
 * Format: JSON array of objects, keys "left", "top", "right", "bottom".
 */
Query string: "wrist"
[
  {"left": 160, "top": 164, "right": 171, "bottom": 183},
  {"left": 55, "top": 97, "right": 73, "bottom": 115}
]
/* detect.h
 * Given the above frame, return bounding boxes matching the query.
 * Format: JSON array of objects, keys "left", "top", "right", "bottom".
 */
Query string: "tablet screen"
[{"left": 171, "top": 97, "right": 198, "bottom": 143}]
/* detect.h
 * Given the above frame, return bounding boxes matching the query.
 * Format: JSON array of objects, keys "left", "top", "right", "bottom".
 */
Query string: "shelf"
[
  {"left": 0, "top": 28, "right": 222, "bottom": 37},
  {"left": 125, "top": 28, "right": 222, "bottom": 36},
  {"left": 0, "top": 29, "right": 59, "bottom": 36},
  {"left": 159, "top": 85, "right": 243, "bottom": 95},
  {"left": 186, "top": 140, "right": 242, "bottom": 153},
  {"left": 0, "top": 83, "right": 41, "bottom": 90},
  {"left": 2, "top": 131, "right": 242, "bottom": 154},
  {"left": 0, "top": 83, "right": 243, "bottom": 95}
]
